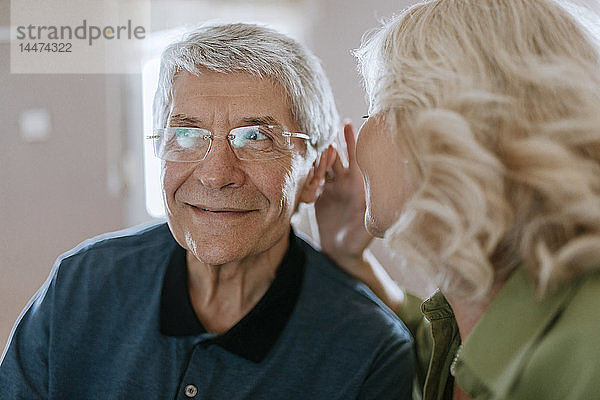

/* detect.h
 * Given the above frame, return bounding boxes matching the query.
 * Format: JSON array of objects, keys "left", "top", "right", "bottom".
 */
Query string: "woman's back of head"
[{"left": 357, "top": 0, "right": 600, "bottom": 299}]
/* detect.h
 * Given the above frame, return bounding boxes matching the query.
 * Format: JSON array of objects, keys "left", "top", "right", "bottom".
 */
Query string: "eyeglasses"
[{"left": 146, "top": 125, "right": 311, "bottom": 162}]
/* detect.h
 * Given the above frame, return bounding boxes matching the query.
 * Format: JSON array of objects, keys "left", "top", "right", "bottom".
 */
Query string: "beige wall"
[
  {"left": 0, "top": 0, "right": 415, "bottom": 350},
  {"left": 0, "top": 45, "right": 128, "bottom": 346}
]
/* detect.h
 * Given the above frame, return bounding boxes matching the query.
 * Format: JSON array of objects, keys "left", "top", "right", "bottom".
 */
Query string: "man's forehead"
[
  {"left": 169, "top": 70, "right": 296, "bottom": 128},
  {"left": 172, "top": 70, "right": 285, "bottom": 97}
]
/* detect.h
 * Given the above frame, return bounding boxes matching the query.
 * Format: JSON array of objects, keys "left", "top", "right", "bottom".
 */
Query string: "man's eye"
[
  {"left": 244, "top": 128, "right": 268, "bottom": 141},
  {"left": 174, "top": 128, "right": 201, "bottom": 149},
  {"left": 175, "top": 127, "right": 199, "bottom": 138},
  {"left": 232, "top": 127, "right": 271, "bottom": 147}
]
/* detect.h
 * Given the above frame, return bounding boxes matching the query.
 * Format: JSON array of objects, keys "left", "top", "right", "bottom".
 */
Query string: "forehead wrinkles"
[
  {"left": 170, "top": 71, "right": 297, "bottom": 129},
  {"left": 170, "top": 99, "right": 297, "bottom": 132},
  {"left": 172, "top": 94, "right": 274, "bottom": 112},
  {"left": 168, "top": 101, "right": 282, "bottom": 129},
  {"left": 173, "top": 89, "right": 277, "bottom": 100},
  {"left": 172, "top": 71, "right": 286, "bottom": 103}
]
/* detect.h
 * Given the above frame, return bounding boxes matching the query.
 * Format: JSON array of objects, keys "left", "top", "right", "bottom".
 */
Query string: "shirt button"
[{"left": 184, "top": 384, "right": 198, "bottom": 398}]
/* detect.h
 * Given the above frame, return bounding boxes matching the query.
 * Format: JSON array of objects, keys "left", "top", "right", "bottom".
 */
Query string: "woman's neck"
[{"left": 443, "top": 279, "right": 504, "bottom": 341}]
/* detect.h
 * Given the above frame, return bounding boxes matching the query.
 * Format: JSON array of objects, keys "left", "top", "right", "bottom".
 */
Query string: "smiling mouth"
[{"left": 189, "top": 205, "right": 256, "bottom": 214}]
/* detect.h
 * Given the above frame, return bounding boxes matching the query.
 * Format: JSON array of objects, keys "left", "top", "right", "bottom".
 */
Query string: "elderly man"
[{"left": 0, "top": 23, "right": 413, "bottom": 399}]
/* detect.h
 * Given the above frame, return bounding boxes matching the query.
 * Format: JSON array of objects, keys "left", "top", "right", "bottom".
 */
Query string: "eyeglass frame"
[{"left": 146, "top": 125, "right": 312, "bottom": 162}]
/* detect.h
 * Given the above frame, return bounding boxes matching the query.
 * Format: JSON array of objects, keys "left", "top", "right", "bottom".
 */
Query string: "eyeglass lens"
[{"left": 153, "top": 126, "right": 293, "bottom": 161}]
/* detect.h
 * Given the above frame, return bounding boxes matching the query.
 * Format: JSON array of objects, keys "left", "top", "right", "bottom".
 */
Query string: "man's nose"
[{"left": 193, "top": 136, "right": 245, "bottom": 189}]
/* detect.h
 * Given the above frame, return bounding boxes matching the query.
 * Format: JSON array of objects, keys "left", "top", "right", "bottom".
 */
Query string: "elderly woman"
[{"left": 316, "top": 0, "right": 600, "bottom": 399}]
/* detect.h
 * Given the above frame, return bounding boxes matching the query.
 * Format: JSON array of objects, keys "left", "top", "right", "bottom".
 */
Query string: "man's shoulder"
[
  {"left": 54, "top": 220, "right": 175, "bottom": 281},
  {"left": 294, "top": 234, "right": 410, "bottom": 336},
  {"left": 295, "top": 234, "right": 388, "bottom": 307},
  {"left": 60, "top": 220, "right": 173, "bottom": 260}
]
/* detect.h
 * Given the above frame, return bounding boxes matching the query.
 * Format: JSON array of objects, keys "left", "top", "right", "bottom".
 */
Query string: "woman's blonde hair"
[{"left": 356, "top": 0, "right": 600, "bottom": 299}]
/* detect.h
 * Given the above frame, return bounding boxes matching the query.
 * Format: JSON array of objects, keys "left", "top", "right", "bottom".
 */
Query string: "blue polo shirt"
[{"left": 0, "top": 222, "right": 414, "bottom": 399}]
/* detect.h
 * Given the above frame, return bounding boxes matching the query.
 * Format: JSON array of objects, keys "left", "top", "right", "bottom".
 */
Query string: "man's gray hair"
[{"left": 153, "top": 22, "right": 339, "bottom": 152}]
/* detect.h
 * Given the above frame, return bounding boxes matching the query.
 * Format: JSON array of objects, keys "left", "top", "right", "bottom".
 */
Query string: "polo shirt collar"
[
  {"left": 453, "top": 267, "right": 583, "bottom": 398},
  {"left": 160, "top": 231, "right": 306, "bottom": 363}
]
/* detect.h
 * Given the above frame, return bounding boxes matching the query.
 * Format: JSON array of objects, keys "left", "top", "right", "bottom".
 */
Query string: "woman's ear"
[{"left": 298, "top": 145, "right": 336, "bottom": 204}]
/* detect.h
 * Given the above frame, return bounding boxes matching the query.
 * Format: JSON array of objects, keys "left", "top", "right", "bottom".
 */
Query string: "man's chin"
[{"left": 187, "top": 245, "right": 247, "bottom": 266}]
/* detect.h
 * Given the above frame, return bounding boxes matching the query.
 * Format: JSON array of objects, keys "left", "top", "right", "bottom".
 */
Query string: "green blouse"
[{"left": 398, "top": 268, "right": 600, "bottom": 400}]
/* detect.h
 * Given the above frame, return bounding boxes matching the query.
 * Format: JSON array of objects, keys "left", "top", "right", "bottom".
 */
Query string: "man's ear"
[{"left": 298, "top": 145, "right": 336, "bottom": 204}]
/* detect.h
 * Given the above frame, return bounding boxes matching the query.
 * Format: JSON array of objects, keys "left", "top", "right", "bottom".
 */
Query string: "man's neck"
[{"left": 185, "top": 233, "right": 290, "bottom": 334}]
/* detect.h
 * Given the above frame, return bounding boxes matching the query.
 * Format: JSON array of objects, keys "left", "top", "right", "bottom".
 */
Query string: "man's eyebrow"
[
  {"left": 241, "top": 116, "right": 280, "bottom": 126},
  {"left": 168, "top": 114, "right": 203, "bottom": 126},
  {"left": 168, "top": 114, "right": 281, "bottom": 127}
]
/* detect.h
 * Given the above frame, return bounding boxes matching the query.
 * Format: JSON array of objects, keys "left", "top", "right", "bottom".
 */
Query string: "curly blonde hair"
[{"left": 356, "top": 0, "right": 600, "bottom": 299}]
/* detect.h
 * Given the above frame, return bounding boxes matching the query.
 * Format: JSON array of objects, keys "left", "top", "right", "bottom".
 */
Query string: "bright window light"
[{"left": 142, "top": 57, "right": 164, "bottom": 217}]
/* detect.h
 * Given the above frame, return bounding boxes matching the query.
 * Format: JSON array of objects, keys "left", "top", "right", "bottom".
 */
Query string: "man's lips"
[{"left": 187, "top": 204, "right": 257, "bottom": 213}]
